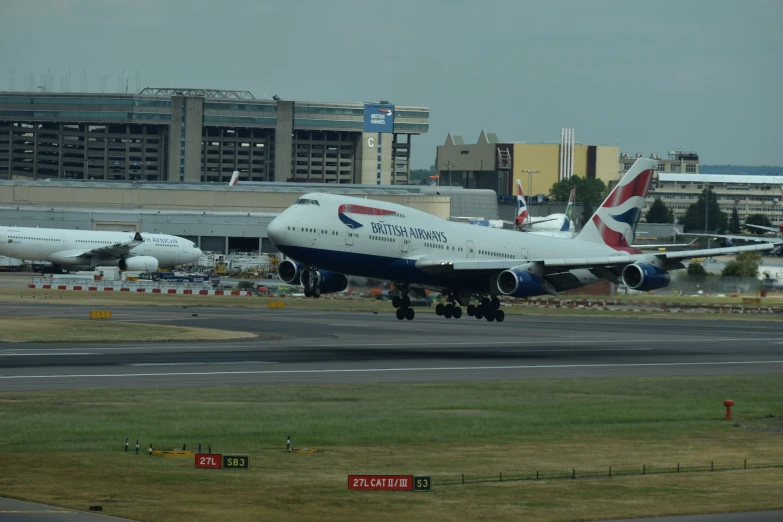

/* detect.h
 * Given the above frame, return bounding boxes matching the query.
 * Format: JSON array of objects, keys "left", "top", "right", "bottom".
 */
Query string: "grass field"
[
  {"left": 0, "top": 376, "right": 781, "bottom": 521},
  {"left": 0, "top": 317, "right": 258, "bottom": 343}
]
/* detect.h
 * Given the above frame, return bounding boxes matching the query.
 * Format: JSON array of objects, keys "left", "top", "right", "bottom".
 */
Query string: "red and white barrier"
[{"left": 27, "top": 283, "right": 252, "bottom": 296}]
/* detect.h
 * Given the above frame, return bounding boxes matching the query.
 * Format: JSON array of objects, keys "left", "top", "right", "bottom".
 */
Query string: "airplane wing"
[
  {"left": 632, "top": 239, "right": 697, "bottom": 249},
  {"left": 744, "top": 223, "right": 780, "bottom": 234},
  {"left": 415, "top": 241, "right": 777, "bottom": 278},
  {"left": 678, "top": 232, "right": 778, "bottom": 244},
  {"left": 501, "top": 217, "right": 560, "bottom": 227},
  {"left": 61, "top": 232, "right": 144, "bottom": 260}
]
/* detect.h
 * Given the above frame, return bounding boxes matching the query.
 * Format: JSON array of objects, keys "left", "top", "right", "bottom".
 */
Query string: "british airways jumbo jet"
[{"left": 266, "top": 158, "right": 775, "bottom": 323}]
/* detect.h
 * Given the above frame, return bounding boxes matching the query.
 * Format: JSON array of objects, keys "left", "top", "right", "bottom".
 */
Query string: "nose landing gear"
[{"left": 301, "top": 267, "right": 321, "bottom": 298}]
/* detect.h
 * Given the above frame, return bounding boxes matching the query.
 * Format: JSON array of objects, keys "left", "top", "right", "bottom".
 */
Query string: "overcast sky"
[{"left": 1, "top": 0, "right": 780, "bottom": 168}]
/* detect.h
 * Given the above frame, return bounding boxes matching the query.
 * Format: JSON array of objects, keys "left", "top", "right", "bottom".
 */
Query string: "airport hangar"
[
  {"left": 0, "top": 179, "right": 499, "bottom": 254},
  {"left": 0, "top": 88, "right": 429, "bottom": 185},
  {"left": 435, "top": 129, "right": 620, "bottom": 197}
]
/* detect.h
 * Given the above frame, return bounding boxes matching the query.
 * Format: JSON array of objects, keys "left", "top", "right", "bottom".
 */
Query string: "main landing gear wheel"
[
  {"left": 495, "top": 309, "right": 505, "bottom": 323},
  {"left": 435, "top": 303, "right": 445, "bottom": 316},
  {"left": 485, "top": 310, "right": 496, "bottom": 322},
  {"left": 474, "top": 308, "right": 484, "bottom": 320},
  {"left": 392, "top": 284, "right": 415, "bottom": 320},
  {"left": 304, "top": 288, "right": 313, "bottom": 298},
  {"left": 444, "top": 304, "right": 454, "bottom": 319},
  {"left": 452, "top": 306, "right": 463, "bottom": 319},
  {"left": 467, "top": 304, "right": 476, "bottom": 316},
  {"left": 491, "top": 296, "right": 501, "bottom": 310}
]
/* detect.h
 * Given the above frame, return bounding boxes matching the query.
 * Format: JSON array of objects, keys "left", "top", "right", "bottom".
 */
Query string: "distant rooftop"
[{"left": 658, "top": 174, "right": 783, "bottom": 185}]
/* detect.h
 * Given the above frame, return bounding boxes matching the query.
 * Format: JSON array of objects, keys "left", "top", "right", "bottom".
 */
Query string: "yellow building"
[{"left": 436, "top": 130, "right": 619, "bottom": 196}]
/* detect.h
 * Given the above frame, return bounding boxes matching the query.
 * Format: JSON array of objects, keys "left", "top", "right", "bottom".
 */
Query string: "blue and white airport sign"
[{"left": 364, "top": 104, "right": 395, "bottom": 133}]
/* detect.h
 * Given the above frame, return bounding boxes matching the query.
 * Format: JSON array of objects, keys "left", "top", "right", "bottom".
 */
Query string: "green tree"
[
  {"left": 580, "top": 201, "right": 594, "bottom": 227},
  {"left": 745, "top": 213, "right": 774, "bottom": 235},
  {"left": 645, "top": 197, "right": 675, "bottom": 224},
  {"left": 549, "top": 176, "right": 607, "bottom": 209},
  {"left": 721, "top": 251, "right": 762, "bottom": 277},
  {"left": 687, "top": 262, "right": 708, "bottom": 278},
  {"left": 729, "top": 208, "right": 741, "bottom": 234},
  {"left": 678, "top": 187, "right": 728, "bottom": 233}
]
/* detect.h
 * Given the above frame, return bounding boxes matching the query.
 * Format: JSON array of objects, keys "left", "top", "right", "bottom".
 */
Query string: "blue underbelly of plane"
[{"left": 278, "top": 244, "right": 487, "bottom": 292}]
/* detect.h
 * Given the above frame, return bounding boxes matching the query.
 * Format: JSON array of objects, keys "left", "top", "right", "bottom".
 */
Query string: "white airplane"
[
  {"left": 0, "top": 226, "right": 202, "bottom": 273},
  {"left": 465, "top": 186, "right": 575, "bottom": 236},
  {"left": 513, "top": 179, "right": 569, "bottom": 231},
  {"left": 266, "top": 158, "right": 775, "bottom": 323}
]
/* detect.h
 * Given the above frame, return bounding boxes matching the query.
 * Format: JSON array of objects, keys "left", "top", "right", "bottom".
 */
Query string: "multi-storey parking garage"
[{"left": 0, "top": 89, "right": 429, "bottom": 185}]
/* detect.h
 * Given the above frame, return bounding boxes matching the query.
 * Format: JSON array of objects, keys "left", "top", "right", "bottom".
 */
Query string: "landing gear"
[
  {"left": 470, "top": 295, "right": 505, "bottom": 323},
  {"left": 392, "top": 283, "right": 415, "bottom": 320},
  {"left": 301, "top": 267, "right": 321, "bottom": 298},
  {"left": 435, "top": 293, "right": 463, "bottom": 320}
]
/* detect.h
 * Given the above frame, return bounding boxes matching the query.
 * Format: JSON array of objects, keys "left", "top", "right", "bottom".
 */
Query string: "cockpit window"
[{"left": 294, "top": 198, "right": 320, "bottom": 206}]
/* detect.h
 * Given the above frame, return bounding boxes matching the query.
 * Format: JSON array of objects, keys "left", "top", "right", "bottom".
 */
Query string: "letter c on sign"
[{"left": 368, "top": 137, "right": 375, "bottom": 148}]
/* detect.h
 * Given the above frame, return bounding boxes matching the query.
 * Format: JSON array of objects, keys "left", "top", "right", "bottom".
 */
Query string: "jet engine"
[
  {"left": 119, "top": 256, "right": 159, "bottom": 272},
  {"left": 496, "top": 269, "right": 549, "bottom": 298},
  {"left": 621, "top": 263, "right": 670, "bottom": 291},
  {"left": 277, "top": 259, "right": 303, "bottom": 284},
  {"left": 302, "top": 269, "right": 348, "bottom": 294}
]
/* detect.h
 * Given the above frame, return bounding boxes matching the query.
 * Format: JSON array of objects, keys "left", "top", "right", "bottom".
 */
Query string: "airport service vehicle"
[
  {"left": 0, "top": 255, "right": 23, "bottom": 271},
  {"left": 0, "top": 227, "right": 202, "bottom": 273},
  {"left": 266, "top": 158, "right": 775, "bottom": 323}
]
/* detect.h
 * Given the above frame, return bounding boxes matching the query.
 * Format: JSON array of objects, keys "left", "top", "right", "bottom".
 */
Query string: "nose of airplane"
[
  {"left": 267, "top": 216, "right": 285, "bottom": 245},
  {"left": 194, "top": 247, "right": 203, "bottom": 257}
]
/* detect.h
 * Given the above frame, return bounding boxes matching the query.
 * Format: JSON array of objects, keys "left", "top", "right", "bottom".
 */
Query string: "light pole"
[
  {"left": 521, "top": 169, "right": 540, "bottom": 227},
  {"left": 83, "top": 159, "right": 88, "bottom": 180}
]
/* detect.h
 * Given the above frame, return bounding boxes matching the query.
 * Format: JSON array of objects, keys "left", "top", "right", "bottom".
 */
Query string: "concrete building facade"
[
  {"left": 0, "top": 90, "right": 428, "bottom": 185},
  {"left": 435, "top": 130, "right": 619, "bottom": 196},
  {"left": 645, "top": 173, "right": 783, "bottom": 226},
  {"left": 620, "top": 151, "right": 699, "bottom": 176}
]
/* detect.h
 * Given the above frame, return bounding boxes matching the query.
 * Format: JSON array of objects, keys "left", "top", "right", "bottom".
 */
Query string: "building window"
[
  {"left": 685, "top": 164, "right": 696, "bottom": 173},
  {"left": 623, "top": 162, "right": 633, "bottom": 170}
]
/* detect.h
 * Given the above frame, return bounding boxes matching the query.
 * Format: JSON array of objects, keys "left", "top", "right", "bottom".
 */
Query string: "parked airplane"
[
  {"left": 0, "top": 226, "right": 202, "bottom": 273},
  {"left": 266, "top": 158, "right": 775, "bottom": 323},
  {"left": 513, "top": 180, "right": 564, "bottom": 230},
  {"left": 465, "top": 186, "right": 575, "bottom": 236}
]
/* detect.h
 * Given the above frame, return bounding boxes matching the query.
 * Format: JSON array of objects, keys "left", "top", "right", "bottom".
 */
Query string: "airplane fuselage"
[
  {"left": 267, "top": 193, "right": 622, "bottom": 292},
  {"left": 0, "top": 226, "right": 201, "bottom": 268}
]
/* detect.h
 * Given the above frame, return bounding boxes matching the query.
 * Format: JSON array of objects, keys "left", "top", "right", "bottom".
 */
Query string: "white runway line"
[{"left": 3, "top": 360, "right": 783, "bottom": 380}]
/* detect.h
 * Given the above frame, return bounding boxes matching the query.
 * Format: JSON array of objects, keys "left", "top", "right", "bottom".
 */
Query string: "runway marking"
[
  {"left": 2, "top": 337, "right": 780, "bottom": 353},
  {"left": 128, "top": 361, "right": 277, "bottom": 367},
  {"left": 0, "top": 352, "right": 96, "bottom": 356},
  {"left": 3, "top": 360, "right": 783, "bottom": 380}
]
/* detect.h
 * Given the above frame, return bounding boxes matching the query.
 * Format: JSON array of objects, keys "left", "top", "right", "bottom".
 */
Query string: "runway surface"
[
  {"left": 0, "top": 497, "right": 131, "bottom": 521},
  {"left": 1, "top": 303, "right": 782, "bottom": 391}
]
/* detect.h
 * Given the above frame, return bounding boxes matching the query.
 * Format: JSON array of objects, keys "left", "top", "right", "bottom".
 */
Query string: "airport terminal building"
[{"left": 0, "top": 89, "right": 429, "bottom": 185}]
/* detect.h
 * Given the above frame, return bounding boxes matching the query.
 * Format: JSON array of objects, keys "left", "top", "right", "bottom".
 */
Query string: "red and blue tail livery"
[{"left": 576, "top": 159, "right": 654, "bottom": 252}]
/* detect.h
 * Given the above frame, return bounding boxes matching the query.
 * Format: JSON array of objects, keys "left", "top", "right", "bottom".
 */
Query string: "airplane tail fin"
[
  {"left": 514, "top": 179, "right": 528, "bottom": 227},
  {"left": 560, "top": 187, "right": 575, "bottom": 233},
  {"left": 229, "top": 171, "right": 239, "bottom": 186},
  {"left": 575, "top": 158, "right": 655, "bottom": 251}
]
